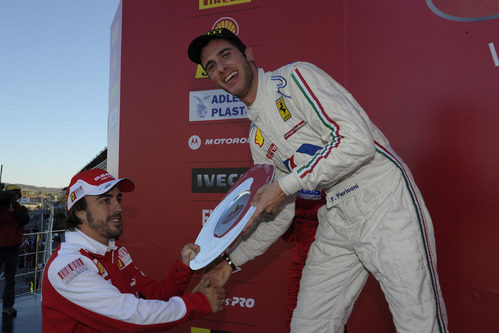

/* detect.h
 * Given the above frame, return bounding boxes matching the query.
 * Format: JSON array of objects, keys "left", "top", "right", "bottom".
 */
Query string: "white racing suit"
[{"left": 228, "top": 62, "right": 448, "bottom": 332}]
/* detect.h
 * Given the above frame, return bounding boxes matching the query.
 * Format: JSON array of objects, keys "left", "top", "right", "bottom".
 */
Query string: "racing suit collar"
[
  {"left": 247, "top": 68, "right": 267, "bottom": 122},
  {"left": 65, "top": 229, "right": 118, "bottom": 256}
]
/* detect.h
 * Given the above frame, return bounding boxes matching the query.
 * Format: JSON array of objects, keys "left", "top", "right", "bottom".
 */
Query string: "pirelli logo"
[{"left": 199, "top": 0, "right": 251, "bottom": 10}]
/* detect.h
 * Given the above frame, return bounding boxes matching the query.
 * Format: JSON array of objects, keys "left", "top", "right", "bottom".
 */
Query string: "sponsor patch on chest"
[
  {"left": 57, "top": 258, "right": 88, "bottom": 285},
  {"left": 117, "top": 247, "right": 133, "bottom": 270},
  {"left": 284, "top": 120, "right": 306, "bottom": 140},
  {"left": 254, "top": 127, "right": 264, "bottom": 147},
  {"left": 266, "top": 143, "right": 278, "bottom": 159},
  {"left": 92, "top": 258, "right": 109, "bottom": 278},
  {"left": 276, "top": 96, "right": 292, "bottom": 121}
]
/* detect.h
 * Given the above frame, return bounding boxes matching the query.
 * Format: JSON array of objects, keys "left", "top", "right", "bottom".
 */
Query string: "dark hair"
[
  {"left": 64, "top": 198, "right": 87, "bottom": 231},
  {"left": 200, "top": 38, "right": 247, "bottom": 69}
]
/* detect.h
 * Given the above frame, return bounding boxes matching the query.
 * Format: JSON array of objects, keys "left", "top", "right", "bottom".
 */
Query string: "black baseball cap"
[{"left": 188, "top": 28, "right": 246, "bottom": 65}]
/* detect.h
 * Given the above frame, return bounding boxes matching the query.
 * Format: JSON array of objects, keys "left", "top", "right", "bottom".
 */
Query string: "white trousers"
[{"left": 290, "top": 168, "right": 448, "bottom": 333}]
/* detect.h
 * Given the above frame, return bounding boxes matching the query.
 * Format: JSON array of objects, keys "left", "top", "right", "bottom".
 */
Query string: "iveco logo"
[{"left": 192, "top": 167, "right": 249, "bottom": 193}]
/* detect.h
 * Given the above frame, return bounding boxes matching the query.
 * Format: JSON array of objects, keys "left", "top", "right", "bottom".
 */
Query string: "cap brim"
[
  {"left": 67, "top": 178, "right": 135, "bottom": 210},
  {"left": 88, "top": 178, "right": 135, "bottom": 195},
  {"left": 116, "top": 178, "right": 135, "bottom": 193}
]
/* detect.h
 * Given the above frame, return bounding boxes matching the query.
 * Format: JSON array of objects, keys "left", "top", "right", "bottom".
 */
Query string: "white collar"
[{"left": 65, "top": 229, "right": 117, "bottom": 255}]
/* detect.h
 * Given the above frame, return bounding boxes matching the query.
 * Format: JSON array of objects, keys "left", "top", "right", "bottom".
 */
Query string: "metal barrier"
[
  {"left": 13, "top": 229, "right": 65, "bottom": 296},
  {"left": 0, "top": 203, "right": 65, "bottom": 298},
  {"left": 0, "top": 229, "right": 65, "bottom": 298}
]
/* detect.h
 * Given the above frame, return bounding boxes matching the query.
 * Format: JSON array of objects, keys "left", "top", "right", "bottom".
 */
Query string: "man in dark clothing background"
[{"left": 0, "top": 184, "right": 30, "bottom": 317}]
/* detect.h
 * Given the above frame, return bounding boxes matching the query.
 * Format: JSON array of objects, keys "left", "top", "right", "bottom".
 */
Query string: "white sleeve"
[
  {"left": 279, "top": 62, "right": 376, "bottom": 195},
  {"left": 47, "top": 254, "right": 188, "bottom": 325},
  {"left": 229, "top": 125, "right": 296, "bottom": 266},
  {"left": 229, "top": 190, "right": 296, "bottom": 267}
]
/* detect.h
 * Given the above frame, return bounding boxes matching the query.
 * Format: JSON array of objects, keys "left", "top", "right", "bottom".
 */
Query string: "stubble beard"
[{"left": 86, "top": 210, "right": 123, "bottom": 240}]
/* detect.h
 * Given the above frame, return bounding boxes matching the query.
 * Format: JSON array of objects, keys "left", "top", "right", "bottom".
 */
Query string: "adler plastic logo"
[
  {"left": 199, "top": 0, "right": 251, "bottom": 10},
  {"left": 189, "top": 89, "right": 247, "bottom": 121}
]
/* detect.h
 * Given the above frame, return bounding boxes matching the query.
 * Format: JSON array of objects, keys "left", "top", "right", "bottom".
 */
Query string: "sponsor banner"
[
  {"left": 202, "top": 208, "right": 214, "bottom": 225},
  {"left": 189, "top": 89, "right": 247, "bottom": 121},
  {"left": 212, "top": 17, "right": 239, "bottom": 34},
  {"left": 199, "top": 0, "right": 251, "bottom": 10},
  {"left": 195, "top": 65, "right": 208, "bottom": 79},
  {"left": 188, "top": 134, "right": 249, "bottom": 150},
  {"left": 192, "top": 167, "right": 249, "bottom": 193}
]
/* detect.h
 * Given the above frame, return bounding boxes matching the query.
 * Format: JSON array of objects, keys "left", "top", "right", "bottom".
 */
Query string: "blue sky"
[{"left": 0, "top": 0, "right": 120, "bottom": 188}]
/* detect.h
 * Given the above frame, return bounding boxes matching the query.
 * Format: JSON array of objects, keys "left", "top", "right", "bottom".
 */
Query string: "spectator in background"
[
  {"left": 41, "top": 168, "right": 226, "bottom": 332},
  {"left": 0, "top": 185, "right": 30, "bottom": 317}
]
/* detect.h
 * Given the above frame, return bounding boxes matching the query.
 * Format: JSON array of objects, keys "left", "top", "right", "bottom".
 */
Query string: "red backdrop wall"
[{"left": 110, "top": 0, "right": 499, "bottom": 332}]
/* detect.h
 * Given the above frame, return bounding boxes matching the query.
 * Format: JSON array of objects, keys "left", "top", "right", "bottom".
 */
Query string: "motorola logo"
[
  {"left": 192, "top": 167, "right": 249, "bottom": 193},
  {"left": 188, "top": 134, "right": 249, "bottom": 150},
  {"left": 188, "top": 135, "right": 201, "bottom": 150}
]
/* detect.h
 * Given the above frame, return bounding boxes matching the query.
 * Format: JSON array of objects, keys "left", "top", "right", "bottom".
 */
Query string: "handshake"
[{"left": 181, "top": 243, "right": 233, "bottom": 313}]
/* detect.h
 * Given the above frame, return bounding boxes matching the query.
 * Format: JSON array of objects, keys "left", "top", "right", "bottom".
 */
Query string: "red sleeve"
[
  {"left": 136, "top": 258, "right": 193, "bottom": 300},
  {"left": 180, "top": 291, "right": 213, "bottom": 319},
  {"left": 160, "top": 258, "right": 194, "bottom": 297}
]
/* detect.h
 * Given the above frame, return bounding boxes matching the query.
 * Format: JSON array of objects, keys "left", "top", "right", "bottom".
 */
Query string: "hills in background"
[{"left": 2, "top": 183, "right": 64, "bottom": 195}]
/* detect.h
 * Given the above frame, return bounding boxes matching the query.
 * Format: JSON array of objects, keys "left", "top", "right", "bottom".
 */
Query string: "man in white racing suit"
[{"left": 187, "top": 28, "right": 448, "bottom": 332}]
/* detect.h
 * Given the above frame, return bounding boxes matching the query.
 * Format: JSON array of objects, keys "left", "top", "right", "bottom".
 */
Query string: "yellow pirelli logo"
[{"left": 199, "top": 0, "right": 251, "bottom": 10}]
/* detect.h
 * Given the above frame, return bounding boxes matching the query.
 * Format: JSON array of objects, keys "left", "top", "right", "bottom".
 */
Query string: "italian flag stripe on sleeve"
[{"left": 291, "top": 68, "right": 342, "bottom": 179}]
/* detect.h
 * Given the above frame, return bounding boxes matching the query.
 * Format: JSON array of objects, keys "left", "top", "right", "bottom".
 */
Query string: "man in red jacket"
[
  {"left": 41, "top": 168, "right": 225, "bottom": 332},
  {"left": 0, "top": 185, "right": 30, "bottom": 317}
]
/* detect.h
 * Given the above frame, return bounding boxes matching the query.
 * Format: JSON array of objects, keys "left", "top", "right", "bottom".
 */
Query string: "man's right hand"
[
  {"left": 244, "top": 181, "right": 287, "bottom": 232},
  {"left": 193, "top": 276, "right": 226, "bottom": 313},
  {"left": 203, "top": 258, "right": 233, "bottom": 287}
]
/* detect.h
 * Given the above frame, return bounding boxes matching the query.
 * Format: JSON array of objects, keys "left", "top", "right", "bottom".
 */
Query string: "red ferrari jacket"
[{"left": 42, "top": 230, "right": 211, "bottom": 332}]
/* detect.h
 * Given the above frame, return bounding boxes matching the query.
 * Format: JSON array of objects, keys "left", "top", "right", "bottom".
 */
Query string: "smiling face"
[
  {"left": 201, "top": 38, "right": 258, "bottom": 105},
  {"left": 76, "top": 186, "right": 124, "bottom": 245}
]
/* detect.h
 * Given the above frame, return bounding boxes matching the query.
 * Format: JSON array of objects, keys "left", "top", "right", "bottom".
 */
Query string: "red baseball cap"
[{"left": 66, "top": 168, "right": 135, "bottom": 211}]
